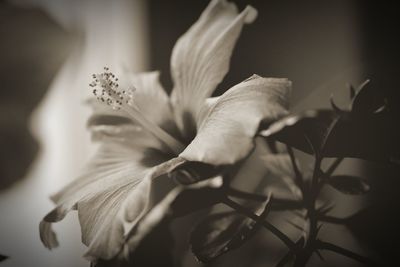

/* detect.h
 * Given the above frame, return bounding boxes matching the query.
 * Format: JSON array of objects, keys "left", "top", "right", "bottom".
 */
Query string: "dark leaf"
[
  {"left": 260, "top": 109, "right": 400, "bottom": 164},
  {"left": 190, "top": 198, "right": 270, "bottom": 263},
  {"left": 259, "top": 110, "right": 339, "bottom": 155},
  {"left": 328, "top": 175, "right": 370, "bottom": 195},
  {"left": 350, "top": 79, "right": 377, "bottom": 116},
  {"left": 0, "top": 254, "right": 8, "bottom": 262},
  {"left": 260, "top": 82, "right": 400, "bottom": 164},
  {"left": 348, "top": 83, "right": 356, "bottom": 99}
]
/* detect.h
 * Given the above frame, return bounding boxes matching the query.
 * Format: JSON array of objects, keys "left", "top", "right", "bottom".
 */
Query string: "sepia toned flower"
[{"left": 39, "top": 0, "right": 291, "bottom": 262}]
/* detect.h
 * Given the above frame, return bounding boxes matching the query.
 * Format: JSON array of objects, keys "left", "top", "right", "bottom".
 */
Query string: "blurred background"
[{"left": 0, "top": 0, "right": 398, "bottom": 266}]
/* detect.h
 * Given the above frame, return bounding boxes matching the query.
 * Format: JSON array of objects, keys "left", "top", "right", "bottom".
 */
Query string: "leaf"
[
  {"left": 260, "top": 109, "right": 400, "bottom": 164},
  {"left": 327, "top": 175, "right": 370, "bottom": 195},
  {"left": 190, "top": 198, "right": 270, "bottom": 263},
  {"left": 259, "top": 110, "right": 339, "bottom": 155},
  {"left": 259, "top": 82, "right": 400, "bottom": 164},
  {"left": 0, "top": 254, "right": 8, "bottom": 262}
]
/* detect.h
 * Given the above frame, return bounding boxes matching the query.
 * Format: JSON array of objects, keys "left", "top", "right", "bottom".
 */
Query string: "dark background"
[
  {"left": 0, "top": 0, "right": 399, "bottom": 266},
  {"left": 146, "top": 1, "right": 400, "bottom": 265}
]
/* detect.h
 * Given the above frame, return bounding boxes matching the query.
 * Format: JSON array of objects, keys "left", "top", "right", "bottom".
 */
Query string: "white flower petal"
[
  {"left": 83, "top": 157, "right": 185, "bottom": 260},
  {"left": 125, "top": 71, "right": 175, "bottom": 129},
  {"left": 39, "top": 140, "right": 185, "bottom": 260},
  {"left": 170, "top": 0, "right": 257, "bottom": 134},
  {"left": 180, "top": 75, "right": 291, "bottom": 165},
  {"left": 196, "top": 96, "right": 220, "bottom": 128}
]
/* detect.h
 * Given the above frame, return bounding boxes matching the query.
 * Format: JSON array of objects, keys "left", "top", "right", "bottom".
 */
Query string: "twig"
[
  {"left": 226, "top": 187, "right": 268, "bottom": 202},
  {"left": 226, "top": 187, "right": 303, "bottom": 211},
  {"left": 294, "top": 156, "right": 322, "bottom": 267},
  {"left": 317, "top": 157, "right": 344, "bottom": 191},
  {"left": 223, "top": 197, "right": 297, "bottom": 250},
  {"left": 317, "top": 214, "right": 348, "bottom": 224},
  {"left": 316, "top": 240, "right": 376, "bottom": 265},
  {"left": 326, "top": 157, "right": 344, "bottom": 177},
  {"left": 287, "top": 145, "right": 304, "bottom": 189}
]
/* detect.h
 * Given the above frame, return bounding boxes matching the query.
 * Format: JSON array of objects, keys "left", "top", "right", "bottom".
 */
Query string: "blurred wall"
[{"left": 0, "top": 1, "right": 149, "bottom": 266}]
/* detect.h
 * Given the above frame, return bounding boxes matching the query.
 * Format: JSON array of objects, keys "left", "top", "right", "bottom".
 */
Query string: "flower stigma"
[{"left": 90, "top": 67, "right": 185, "bottom": 154}]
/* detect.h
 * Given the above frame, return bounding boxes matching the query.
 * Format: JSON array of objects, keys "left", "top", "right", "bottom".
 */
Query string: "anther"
[{"left": 89, "top": 67, "right": 185, "bottom": 154}]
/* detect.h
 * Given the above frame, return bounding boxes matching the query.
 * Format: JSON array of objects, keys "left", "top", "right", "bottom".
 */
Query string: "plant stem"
[
  {"left": 316, "top": 240, "right": 376, "bottom": 265},
  {"left": 223, "top": 197, "right": 297, "bottom": 250},
  {"left": 317, "top": 157, "right": 344, "bottom": 190},
  {"left": 226, "top": 187, "right": 303, "bottom": 211},
  {"left": 294, "top": 156, "right": 322, "bottom": 267},
  {"left": 287, "top": 145, "right": 304, "bottom": 189},
  {"left": 318, "top": 214, "right": 348, "bottom": 224},
  {"left": 326, "top": 157, "right": 344, "bottom": 177},
  {"left": 226, "top": 187, "right": 268, "bottom": 202}
]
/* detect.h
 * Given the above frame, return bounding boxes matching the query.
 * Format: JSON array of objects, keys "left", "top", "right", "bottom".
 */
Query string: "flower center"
[{"left": 90, "top": 67, "right": 185, "bottom": 154}]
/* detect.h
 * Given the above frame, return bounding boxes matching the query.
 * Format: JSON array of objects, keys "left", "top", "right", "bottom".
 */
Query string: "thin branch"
[
  {"left": 226, "top": 187, "right": 303, "bottom": 211},
  {"left": 317, "top": 157, "right": 344, "bottom": 190},
  {"left": 326, "top": 157, "right": 344, "bottom": 177},
  {"left": 318, "top": 214, "right": 349, "bottom": 224},
  {"left": 287, "top": 145, "right": 304, "bottom": 189},
  {"left": 311, "top": 157, "right": 322, "bottom": 192},
  {"left": 226, "top": 187, "right": 268, "bottom": 202},
  {"left": 316, "top": 240, "right": 377, "bottom": 265},
  {"left": 293, "top": 156, "right": 322, "bottom": 267},
  {"left": 223, "top": 197, "right": 297, "bottom": 250},
  {"left": 271, "top": 199, "right": 304, "bottom": 211}
]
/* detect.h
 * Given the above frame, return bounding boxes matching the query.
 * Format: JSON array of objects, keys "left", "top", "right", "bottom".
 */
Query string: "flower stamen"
[{"left": 90, "top": 67, "right": 185, "bottom": 154}]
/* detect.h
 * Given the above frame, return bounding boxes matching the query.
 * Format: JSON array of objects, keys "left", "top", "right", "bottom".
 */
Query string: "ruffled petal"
[
  {"left": 180, "top": 75, "right": 291, "bottom": 165},
  {"left": 80, "top": 176, "right": 151, "bottom": 260},
  {"left": 170, "top": 0, "right": 257, "bottom": 135},
  {"left": 82, "top": 157, "right": 185, "bottom": 260},
  {"left": 39, "top": 140, "right": 185, "bottom": 260}
]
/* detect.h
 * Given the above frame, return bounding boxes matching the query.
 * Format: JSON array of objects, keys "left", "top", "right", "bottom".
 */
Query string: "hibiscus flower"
[{"left": 39, "top": 0, "right": 292, "bottom": 262}]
